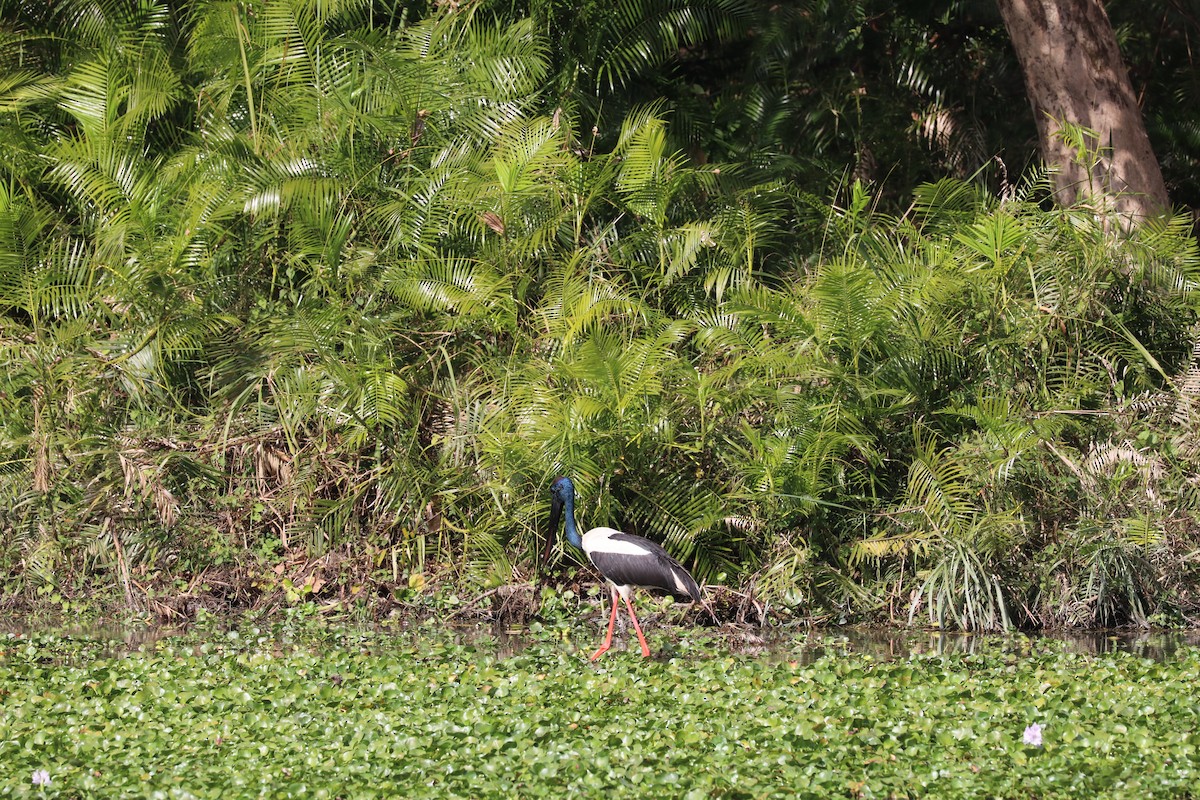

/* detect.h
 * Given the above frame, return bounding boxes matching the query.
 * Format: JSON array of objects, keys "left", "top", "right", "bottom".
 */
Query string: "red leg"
[
  {"left": 624, "top": 594, "right": 651, "bottom": 658},
  {"left": 589, "top": 586, "right": 620, "bottom": 661}
]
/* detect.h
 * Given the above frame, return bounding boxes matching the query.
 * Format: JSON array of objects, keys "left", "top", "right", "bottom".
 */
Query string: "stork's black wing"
[{"left": 588, "top": 533, "right": 702, "bottom": 602}]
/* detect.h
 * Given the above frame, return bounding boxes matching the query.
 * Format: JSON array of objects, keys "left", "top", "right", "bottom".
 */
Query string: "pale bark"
[{"left": 997, "top": 0, "right": 1170, "bottom": 223}]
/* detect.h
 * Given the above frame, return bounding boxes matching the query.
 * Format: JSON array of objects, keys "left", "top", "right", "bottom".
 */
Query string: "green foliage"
[{"left": 4, "top": 631, "right": 1200, "bottom": 797}]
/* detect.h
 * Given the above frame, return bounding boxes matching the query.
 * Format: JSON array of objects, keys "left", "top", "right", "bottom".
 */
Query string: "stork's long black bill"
[{"left": 543, "top": 495, "right": 563, "bottom": 567}]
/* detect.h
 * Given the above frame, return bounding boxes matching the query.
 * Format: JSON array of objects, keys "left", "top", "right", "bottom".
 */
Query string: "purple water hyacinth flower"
[
  {"left": 1023, "top": 723, "right": 1043, "bottom": 747},
  {"left": 31, "top": 770, "right": 51, "bottom": 786}
]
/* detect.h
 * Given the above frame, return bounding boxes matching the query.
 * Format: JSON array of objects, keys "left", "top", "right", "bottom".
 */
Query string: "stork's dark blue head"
[
  {"left": 544, "top": 476, "right": 580, "bottom": 563},
  {"left": 550, "top": 476, "right": 575, "bottom": 504}
]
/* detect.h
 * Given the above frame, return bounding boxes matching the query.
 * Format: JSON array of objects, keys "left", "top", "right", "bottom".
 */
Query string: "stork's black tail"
[
  {"left": 667, "top": 558, "right": 720, "bottom": 624},
  {"left": 661, "top": 554, "right": 702, "bottom": 603}
]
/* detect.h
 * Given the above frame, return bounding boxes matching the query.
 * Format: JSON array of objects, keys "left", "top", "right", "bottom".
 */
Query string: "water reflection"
[
  {"left": 0, "top": 620, "right": 182, "bottom": 663},
  {"left": 762, "top": 627, "right": 1200, "bottom": 665},
  {"left": 4, "top": 618, "right": 1200, "bottom": 663}
]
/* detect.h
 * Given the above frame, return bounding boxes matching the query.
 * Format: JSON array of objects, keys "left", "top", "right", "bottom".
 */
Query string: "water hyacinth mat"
[{"left": 2, "top": 631, "right": 1199, "bottom": 798}]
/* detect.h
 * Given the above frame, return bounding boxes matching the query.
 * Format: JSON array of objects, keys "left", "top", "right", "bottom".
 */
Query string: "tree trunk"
[{"left": 997, "top": 0, "right": 1169, "bottom": 223}]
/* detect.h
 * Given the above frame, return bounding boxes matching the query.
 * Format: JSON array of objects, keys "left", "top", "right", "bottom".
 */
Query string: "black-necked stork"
[{"left": 544, "top": 476, "right": 703, "bottom": 660}]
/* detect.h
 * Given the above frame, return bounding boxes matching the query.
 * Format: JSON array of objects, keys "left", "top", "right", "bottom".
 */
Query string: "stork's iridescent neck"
[{"left": 552, "top": 476, "right": 583, "bottom": 550}]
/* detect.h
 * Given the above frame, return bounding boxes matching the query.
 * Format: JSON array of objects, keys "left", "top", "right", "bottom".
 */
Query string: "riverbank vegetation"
[{"left": 2, "top": 0, "right": 1200, "bottom": 629}]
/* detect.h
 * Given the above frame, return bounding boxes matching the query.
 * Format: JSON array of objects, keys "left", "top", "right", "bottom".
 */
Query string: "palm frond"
[
  {"left": 903, "top": 429, "right": 976, "bottom": 534},
  {"left": 383, "top": 257, "right": 516, "bottom": 328}
]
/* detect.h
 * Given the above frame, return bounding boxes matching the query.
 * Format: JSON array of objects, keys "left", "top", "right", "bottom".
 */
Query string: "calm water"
[
  {"left": 746, "top": 626, "right": 1200, "bottom": 664},
  {"left": 5, "top": 618, "right": 1200, "bottom": 663}
]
